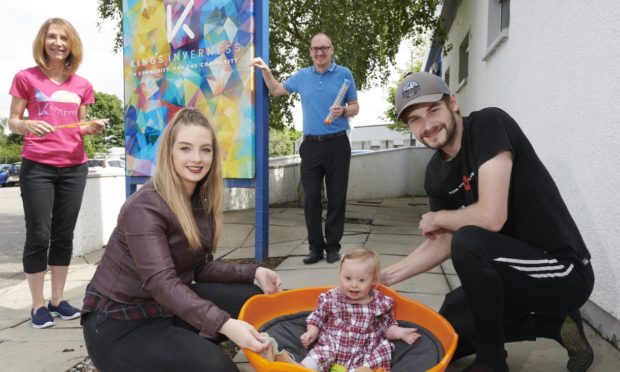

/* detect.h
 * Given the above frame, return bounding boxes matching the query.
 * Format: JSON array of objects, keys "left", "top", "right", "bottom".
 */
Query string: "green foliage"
[
  {"left": 269, "top": 127, "right": 302, "bottom": 157},
  {"left": 384, "top": 54, "right": 424, "bottom": 133},
  {"left": 0, "top": 119, "right": 24, "bottom": 163},
  {"left": 85, "top": 91, "right": 125, "bottom": 158},
  {"left": 96, "top": 0, "right": 441, "bottom": 129}
]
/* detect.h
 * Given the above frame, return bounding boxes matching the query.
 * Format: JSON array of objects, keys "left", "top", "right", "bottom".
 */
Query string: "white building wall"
[{"left": 440, "top": 0, "right": 620, "bottom": 334}]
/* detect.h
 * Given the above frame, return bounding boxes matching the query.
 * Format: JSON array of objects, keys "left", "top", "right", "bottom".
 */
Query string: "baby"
[{"left": 299, "top": 248, "right": 421, "bottom": 372}]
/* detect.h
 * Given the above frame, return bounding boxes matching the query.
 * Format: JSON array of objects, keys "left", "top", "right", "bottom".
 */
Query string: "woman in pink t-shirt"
[{"left": 7, "top": 18, "right": 105, "bottom": 329}]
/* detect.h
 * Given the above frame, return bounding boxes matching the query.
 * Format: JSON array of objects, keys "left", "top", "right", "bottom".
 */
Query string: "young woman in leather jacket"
[{"left": 81, "top": 108, "right": 281, "bottom": 371}]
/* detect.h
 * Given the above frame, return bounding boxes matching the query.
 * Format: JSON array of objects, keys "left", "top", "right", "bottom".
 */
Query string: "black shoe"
[
  {"left": 560, "top": 311, "right": 594, "bottom": 372},
  {"left": 303, "top": 252, "right": 323, "bottom": 264},
  {"left": 326, "top": 251, "right": 340, "bottom": 264}
]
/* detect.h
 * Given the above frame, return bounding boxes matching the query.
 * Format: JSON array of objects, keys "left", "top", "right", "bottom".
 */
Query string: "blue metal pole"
[{"left": 254, "top": 0, "right": 270, "bottom": 262}]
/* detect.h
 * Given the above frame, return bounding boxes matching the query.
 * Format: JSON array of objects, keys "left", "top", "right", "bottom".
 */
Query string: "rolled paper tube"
[
  {"left": 55, "top": 121, "right": 95, "bottom": 129},
  {"left": 324, "top": 79, "right": 351, "bottom": 125}
]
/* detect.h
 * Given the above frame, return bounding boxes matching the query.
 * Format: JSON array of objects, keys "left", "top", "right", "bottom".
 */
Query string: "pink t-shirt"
[{"left": 9, "top": 66, "right": 95, "bottom": 167}]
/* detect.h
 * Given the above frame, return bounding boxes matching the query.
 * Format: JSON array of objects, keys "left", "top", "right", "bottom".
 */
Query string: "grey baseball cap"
[{"left": 395, "top": 72, "right": 451, "bottom": 121}]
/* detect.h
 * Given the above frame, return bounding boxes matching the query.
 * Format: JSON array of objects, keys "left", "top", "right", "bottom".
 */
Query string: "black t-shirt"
[{"left": 424, "top": 107, "right": 590, "bottom": 260}]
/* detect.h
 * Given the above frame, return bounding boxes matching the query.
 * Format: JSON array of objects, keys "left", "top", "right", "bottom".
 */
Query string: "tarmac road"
[{"left": 0, "top": 186, "right": 26, "bottom": 288}]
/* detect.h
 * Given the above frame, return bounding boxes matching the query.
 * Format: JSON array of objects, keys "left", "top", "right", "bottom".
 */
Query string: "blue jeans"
[{"left": 20, "top": 158, "right": 88, "bottom": 273}]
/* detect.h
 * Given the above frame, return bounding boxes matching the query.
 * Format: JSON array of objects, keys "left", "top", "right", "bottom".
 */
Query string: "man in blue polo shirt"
[{"left": 251, "top": 32, "right": 359, "bottom": 264}]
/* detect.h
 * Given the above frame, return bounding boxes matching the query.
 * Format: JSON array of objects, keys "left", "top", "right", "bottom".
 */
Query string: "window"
[
  {"left": 500, "top": 0, "right": 511, "bottom": 31},
  {"left": 484, "top": 0, "right": 510, "bottom": 60},
  {"left": 444, "top": 67, "right": 450, "bottom": 88},
  {"left": 458, "top": 33, "right": 469, "bottom": 85}
]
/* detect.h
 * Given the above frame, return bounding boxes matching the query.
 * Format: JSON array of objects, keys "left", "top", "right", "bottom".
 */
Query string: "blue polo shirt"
[{"left": 283, "top": 61, "right": 358, "bottom": 135}]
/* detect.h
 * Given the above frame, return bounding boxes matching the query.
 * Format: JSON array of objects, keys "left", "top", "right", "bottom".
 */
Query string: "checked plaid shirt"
[{"left": 305, "top": 287, "right": 397, "bottom": 371}]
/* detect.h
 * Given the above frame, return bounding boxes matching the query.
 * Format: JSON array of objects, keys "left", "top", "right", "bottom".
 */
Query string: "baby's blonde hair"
[{"left": 339, "top": 247, "right": 381, "bottom": 284}]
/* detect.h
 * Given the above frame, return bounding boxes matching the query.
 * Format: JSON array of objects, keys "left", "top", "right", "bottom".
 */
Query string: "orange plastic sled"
[{"left": 239, "top": 285, "right": 458, "bottom": 372}]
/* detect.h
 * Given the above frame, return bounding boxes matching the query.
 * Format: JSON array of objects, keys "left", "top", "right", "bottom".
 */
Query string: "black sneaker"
[
  {"left": 48, "top": 300, "right": 81, "bottom": 320},
  {"left": 560, "top": 311, "right": 594, "bottom": 372},
  {"left": 31, "top": 307, "right": 55, "bottom": 329}
]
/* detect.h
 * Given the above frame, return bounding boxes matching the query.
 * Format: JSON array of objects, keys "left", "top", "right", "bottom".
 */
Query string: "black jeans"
[
  {"left": 20, "top": 158, "right": 88, "bottom": 273},
  {"left": 82, "top": 282, "right": 263, "bottom": 372},
  {"left": 440, "top": 226, "right": 594, "bottom": 365},
  {"left": 299, "top": 134, "right": 351, "bottom": 254}
]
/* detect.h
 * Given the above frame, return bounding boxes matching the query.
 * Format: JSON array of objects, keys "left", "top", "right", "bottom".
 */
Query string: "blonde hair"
[
  {"left": 339, "top": 247, "right": 381, "bottom": 284},
  {"left": 32, "top": 18, "right": 83, "bottom": 75},
  {"left": 152, "top": 108, "right": 224, "bottom": 252}
]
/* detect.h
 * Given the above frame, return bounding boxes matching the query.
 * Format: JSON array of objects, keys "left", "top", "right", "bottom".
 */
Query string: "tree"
[
  {"left": 0, "top": 118, "right": 24, "bottom": 163},
  {"left": 84, "top": 91, "right": 125, "bottom": 158},
  {"left": 269, "top": 127, "right": 302, "bottom": 157},
  {"left": 384, "top": 44, "right": 425, "bottom": 133},
  {"left": 96, "top": 0, "right": 441, "bottom": 129}
]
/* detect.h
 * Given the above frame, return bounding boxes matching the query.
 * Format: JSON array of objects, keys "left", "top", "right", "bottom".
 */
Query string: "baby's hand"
[
  {"left": 398, "top": 327, "right": 421, "bottom": 345},
  {"left": 300, "top": 331, "right": 317, "bottom": 348}
]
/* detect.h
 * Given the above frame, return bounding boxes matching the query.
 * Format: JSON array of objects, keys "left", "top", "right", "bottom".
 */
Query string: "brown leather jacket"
[{"left": 89, "top": 182, "right": 258, "bottom": 339}]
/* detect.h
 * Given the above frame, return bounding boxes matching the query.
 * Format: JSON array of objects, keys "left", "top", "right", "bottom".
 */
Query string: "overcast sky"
[
  {"left": 0, "top": 1, "right": 415, "bottom": 130},
  {"left": 1, "top": 0, "right": 123, "bottom": 120}
]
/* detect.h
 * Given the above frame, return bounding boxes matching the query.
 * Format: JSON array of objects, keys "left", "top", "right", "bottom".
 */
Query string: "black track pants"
[{"left": 440, "top": 226, "right": 594, "bottom": 364}]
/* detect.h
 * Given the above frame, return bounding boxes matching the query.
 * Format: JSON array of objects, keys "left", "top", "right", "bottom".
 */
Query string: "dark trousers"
[
  {"left": 83, "top": 282, "right": 263, "bottom": 372},
  {"left": 440, "top": 226, "right": 594, "bottom": 365},
  {"left": 299, "top": 134, "right": 351, "bottom": 254},
  {"left": 20, "top": 158, "right": 88, "bottom": 273}
]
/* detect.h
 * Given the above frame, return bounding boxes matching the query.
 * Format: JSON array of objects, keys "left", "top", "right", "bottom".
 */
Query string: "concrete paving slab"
[
  {"left": 441, "top": 259, "right": 456, "bottom": 275},
  {"left": 268, "top": 213, "right": 306, "bottom": 227},
  {"left": 276, "top": 256, "right": 340, "bottom": 271},
  {"left": 344, "top": 210, "right": 376, "bottom": 221},
  {"left": 223, "top": 209, "right": 256, "bottom": 223},
  {"left": 290, "top": 243, "right": 311, "bottom": 256},
  {"left": 379, "top": 197, "right": 415, "bottom": 207},
  {"left": 379, "top": 254, "right": 443, "bottom": 274},
  {"left": 371, "top": 225, "right": 420, "bottom": 235},
  {"left": 213, "top": 247, "right": 235, "bottom": 260},
  {"left": 242, "top": 225, "right": 309, "bottom": 247},
  {"left": 447, "top": 325, "right": 619, "bottom": 372},
  {"left": 445, "top": 274, "right": 461, "bottom": 291},
  {"left": 340, "top": 233, "right": 369, "bottom": 244},
  {"left": 223, "top": 241, "right": 302, "bottom": 260},
  {"left": 368, "top": 233, "right": 422, "bottom": 245},
  {"left": 277, "top": 267, "right": 338, "bottom": 289},
  {"left": 373, "top": 217, "right": 419, "bottom": 227},
  {"left": 365, "top": 242, "right": 414, "bottom": 256},
  {"left": 1, "top": 323, "right": 89, "bottom": 372},
  {"left": 219, "top": 224, "right": 254, "bottom": 248},
  {"left": 398, "top": 292, "right": 446, "bottom": 312},
  {"left": 390, "top": 272, "right": 451, "bottom": 295},
  {"left": 343, "top": 223, "right": 371, "bottom": 233}
]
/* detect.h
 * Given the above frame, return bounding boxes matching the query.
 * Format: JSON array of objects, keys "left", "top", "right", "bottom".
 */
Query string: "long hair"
[
  {"left": 152, "top": 108, "right": 224, "bottom": 252},
  {"left": 339, "top": 247, "right": 381, "bottom": 285},
  {"left": 32, "top": 18, "right": 83, "bottom": 75}
]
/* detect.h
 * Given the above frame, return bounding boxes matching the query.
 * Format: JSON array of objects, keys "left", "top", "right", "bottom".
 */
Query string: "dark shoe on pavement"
[
  {"left": 326, "top": 251, "right": 340, "bottom": 264},
  {"left": 31, "top": 307, "right": 55, "bottom": 329},
  {"left": 560, "top": 311, "right": 594, "bottom": 372},
  {"left": 303, "top": 252, "right": 324, "bottom": 264},
  {"left": 48, "top": 300, "right": 81, "bottom": 320}
]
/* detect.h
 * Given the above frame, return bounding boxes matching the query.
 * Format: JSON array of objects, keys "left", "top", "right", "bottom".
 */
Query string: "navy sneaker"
[
  {"left": 31, "top": 307, "right": 55, "bottom": 329},
  {"left": 48, "top": 300, "right": 81, "bottom": 320}
]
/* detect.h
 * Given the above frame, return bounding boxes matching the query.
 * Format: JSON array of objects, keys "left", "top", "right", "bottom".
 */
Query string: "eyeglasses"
[{"left": 310, "top": 45, "right": 332, "bottom": 53}]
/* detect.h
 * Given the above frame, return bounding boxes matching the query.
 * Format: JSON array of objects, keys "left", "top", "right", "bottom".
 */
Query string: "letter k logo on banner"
[{"left": 166, "top": 0, "right": 195, "bottom": 43}]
